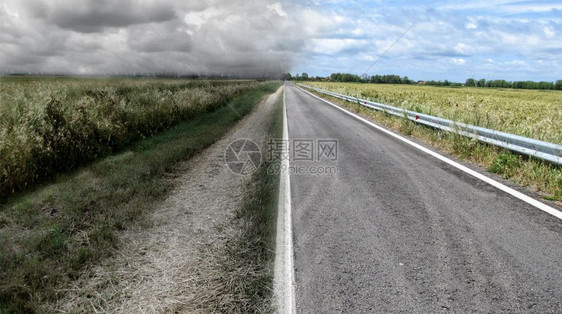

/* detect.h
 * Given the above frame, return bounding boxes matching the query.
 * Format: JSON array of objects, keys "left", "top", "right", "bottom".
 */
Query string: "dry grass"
[
  {"left": 0, "top": 76, "right": 256, "bottom": 198},
  {"left": 50, "top": 198, "right": 249, "bottom": 313},
  {"left": 305, "top": 82, "right": 562, "bottom": 144}
]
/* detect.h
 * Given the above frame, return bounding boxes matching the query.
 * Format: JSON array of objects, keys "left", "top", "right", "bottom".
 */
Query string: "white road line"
[
  {"left": 296, "top": 85, "right": 562, "bottom": 221},
  {"left": 273, "top": 84, "right": 296, "bottom": 313}
]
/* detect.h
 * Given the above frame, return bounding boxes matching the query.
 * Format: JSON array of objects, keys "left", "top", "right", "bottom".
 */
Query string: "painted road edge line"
[
  {"left": 273, "top": 84, "right": 296, "bottom": 313},
  {"left": 296, "top": 85, "right": 562, "bottom": 221}
]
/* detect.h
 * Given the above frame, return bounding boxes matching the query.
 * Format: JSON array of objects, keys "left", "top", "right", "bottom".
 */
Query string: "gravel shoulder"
[{"left": 49, "top": 87, "right": 283, "bottom": 313}]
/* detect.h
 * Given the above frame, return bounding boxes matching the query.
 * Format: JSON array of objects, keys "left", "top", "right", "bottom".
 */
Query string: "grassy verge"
[
  {"left": 0, "top": 82, "right": 282, "bottom": 313},
  {"left": 0, "top": 77, "right": 255, "bottom": 199},
  {"left": 303, "top": 87, "right": 561, "bottom": 203},
  {"left": 303, "top": 81, "right": 562, "bottom": 144},
  {"left": 214, "top": 88, "right": 284, "bottom": 312}
]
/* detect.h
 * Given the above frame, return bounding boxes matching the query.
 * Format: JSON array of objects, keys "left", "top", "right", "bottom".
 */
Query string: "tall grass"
[
  {"left": 0, "top": 77, "right": 256, "bottom": 199},
  {"left": 305, "top": 82, "right": 562, "bottom": 145}
]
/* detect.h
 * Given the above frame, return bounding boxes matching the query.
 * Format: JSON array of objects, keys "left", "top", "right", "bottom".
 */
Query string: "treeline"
[
  {"left": 352, "top": 73, "right": 414, "bottom": 84},
  {"left": 329, "top": 73, "right": 416, "bottom": 84},
  {"left": 283, "top": 72, "right": 562, "bottom": 90},
  {"left": 284, "top": 72, "right": 416, "bottom": 84},
  {"left": 420, "top": 80, "right": 462, "bottom": 87},
  {"left": 283, "top": 73, "right": 324, "bottom": 81},
  {"left": 466, "top": 78, "right": 562, "bottom": 90}
]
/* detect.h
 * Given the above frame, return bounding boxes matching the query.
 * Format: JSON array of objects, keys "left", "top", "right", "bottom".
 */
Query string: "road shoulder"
[{"left": 49, "top": 87, "right": 283, "bottom": 313}]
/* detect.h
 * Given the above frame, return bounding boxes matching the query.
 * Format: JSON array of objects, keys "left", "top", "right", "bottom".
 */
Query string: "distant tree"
[
  {"left": 538, "top": 81, "right": 553, "bottom": 90},
  {"left": 301, "top": 73, "right": 309, "bottom": 81},
  {"left": 281, "top": 73, "right": 292, "bottom": 81},
  {"left": 490, "top": 80, "right": 512, "bottom": 88},
  {"left": 463, "top": 78, "right": 560, "bottom": 90},
  {"left": 465, "top": 78, "right": 476, "bottom": 87},
  {"left": 329, "top": 73, "right": 361, "bottom": 82},
  {"left": 363, "top": 74, "right": 411, "bottom": 84},
  {"left": 401, "top": 76, "right": 413, "bottom": 84},
  {"left": 361, "top": 74, "right": 369, "bottom": 82}
]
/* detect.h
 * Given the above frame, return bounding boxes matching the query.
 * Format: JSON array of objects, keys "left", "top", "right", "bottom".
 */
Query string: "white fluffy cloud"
[{"left": 294, "top": 1, "right": 562, "bottom": 81}]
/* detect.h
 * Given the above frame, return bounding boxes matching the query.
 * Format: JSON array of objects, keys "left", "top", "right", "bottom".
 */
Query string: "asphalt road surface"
[{"left": 285, "top": 83, "right": 562, "bottom": 313}]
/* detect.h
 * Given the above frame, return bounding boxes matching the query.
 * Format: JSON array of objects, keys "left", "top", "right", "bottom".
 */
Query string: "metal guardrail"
[{"left": 297, "top": 83, "right": 562, "bottom": 165}]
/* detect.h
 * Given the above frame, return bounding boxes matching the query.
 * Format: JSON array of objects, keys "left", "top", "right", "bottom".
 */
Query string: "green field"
[
  {"left": 0, "top": 77, "right": 257, "bottom": 198},
  {"left": 305, "top": 82, "right": 562, "bottom": 144}
]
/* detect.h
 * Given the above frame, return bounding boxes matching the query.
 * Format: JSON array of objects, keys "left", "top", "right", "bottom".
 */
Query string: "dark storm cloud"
[
  {"left": 0, "top": 0, "right": 310, "bottom": 76},
  {"left": 127, "top": 22, "right": 193, "bottom": 53},
  {"left": 26, "top": 0, "right": 177, "bottom": 33}
]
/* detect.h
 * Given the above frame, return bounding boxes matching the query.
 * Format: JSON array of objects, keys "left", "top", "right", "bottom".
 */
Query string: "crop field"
[
  {"left": 305, "top": 82, "right": 562, "bottom": 145},
  {"left": 0, "top": 77, "right": 257, "bottom": 198}
]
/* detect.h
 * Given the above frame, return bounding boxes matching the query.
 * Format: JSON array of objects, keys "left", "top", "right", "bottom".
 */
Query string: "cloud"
[
  {"left": 451, "top": 58, "right": 466, "bottom": 65},
  {"left": 0, "top": 0, "right": 561, "bottom": 81},
  {"left": 0, "top": 0, "right": 315, "bottom": 76},
  {"left": 127, "top": 22, "right": 193, "bottom": 54},
  {"left": 309, "top": 38, "right": 369, "bottom": 55},
  {"left": 267, "top": 2, "right": 287, "bottom": 17},
  {"left": 442, "top": 0, "right": 562, "bottom": 14},
  {"left": 294, "top": 1, "right": 562, "bottom": 81},
  {"left": 25, "top": 0, "right": 177, "bottom": 33}
]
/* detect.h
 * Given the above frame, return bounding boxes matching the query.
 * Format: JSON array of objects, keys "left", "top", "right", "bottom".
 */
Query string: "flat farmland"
[{"left": 305, "top": 82, "right": 562, "bottom": 145}]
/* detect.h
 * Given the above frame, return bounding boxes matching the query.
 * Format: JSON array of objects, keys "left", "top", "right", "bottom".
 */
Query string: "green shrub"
[{"left": 488, "top": 152, "right": 522, "bottom": 177}]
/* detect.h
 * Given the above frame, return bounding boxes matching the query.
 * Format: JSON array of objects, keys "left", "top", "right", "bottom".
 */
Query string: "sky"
[{"left": 0, "top": 0, "right": 560, "bottom": 81}]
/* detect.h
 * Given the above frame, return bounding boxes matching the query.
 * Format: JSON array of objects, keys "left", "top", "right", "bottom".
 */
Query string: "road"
[{"left": 284, "top": 83, "right": 562, "bottom": 313}]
